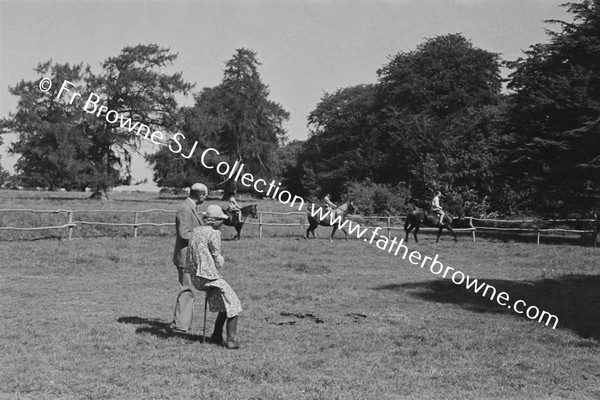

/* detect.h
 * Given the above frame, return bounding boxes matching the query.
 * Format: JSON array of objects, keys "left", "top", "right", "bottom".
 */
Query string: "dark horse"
[
  {"left": 223, "top": 204, "right": 258, "bottom": 240},
  {"left": 306, "top": 202, "right": 355, "bottom": 241},
  {"left": 404, "top": 210, "right": 458, "bottom": 243}
]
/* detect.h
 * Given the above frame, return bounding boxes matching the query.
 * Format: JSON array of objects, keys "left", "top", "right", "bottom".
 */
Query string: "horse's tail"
[{"left": 404, "top": 213, "right": 412, "bottom": 231}]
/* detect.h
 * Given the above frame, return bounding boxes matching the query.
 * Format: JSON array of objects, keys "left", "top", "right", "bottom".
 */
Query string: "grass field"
[{"left": 1, "top": 191, "right": 599, "bottom": 399}]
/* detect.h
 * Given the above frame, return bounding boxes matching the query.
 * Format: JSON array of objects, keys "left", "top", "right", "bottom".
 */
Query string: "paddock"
[{"left": 0, "top": 190, "right": 598, "bottom": 399}]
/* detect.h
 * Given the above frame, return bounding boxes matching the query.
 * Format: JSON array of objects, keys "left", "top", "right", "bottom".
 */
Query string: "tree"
[
  {"left": 277, "top": 140, "right": 309, "bottom": 198},
  {"left": 149, "top": 48, "right": 290, "bottom": 197},
  {"left": 2, "top": 61, "right": 94, "bottom": 190},
  {"left": 289, "top": 34, "right": 504, "bottom": 214},
  {"left": 216, "top": 48, "right": 289, "bottom": 196},
  {"left": 2, "top": 44, "right": 192, "bottom": 195},
  {"left": 84, "top": 44, "right": 193, "bottom": 197},
  {"left": 500, "top": 0, "right": 600, "bottom": 215},
  {"left": 148, "top": 86, "right": 226, "bottom": 188},
  {"left": 0, "top": 131, "right": 3, "bottom": 177},
  {"left": 0, "top": 170, "right": 9, "bottom": 187},
  {"left": 298, "top": 84, "right": 382, "bottom": 198},
  {"left": 377, "top": 33, "right": 502, "bottom": 118},
  {"left": 376, "top": 34, "right": 504, "bottom": 211}
]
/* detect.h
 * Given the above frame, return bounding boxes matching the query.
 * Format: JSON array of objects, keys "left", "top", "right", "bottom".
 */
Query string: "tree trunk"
[{"left": 222, "top": 179, "right": 238, "bottom": 200}]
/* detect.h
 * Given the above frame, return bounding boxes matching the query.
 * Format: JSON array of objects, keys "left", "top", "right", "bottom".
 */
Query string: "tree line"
[{"left": 1, "top": 1, "right": 598, "bottom": 217}]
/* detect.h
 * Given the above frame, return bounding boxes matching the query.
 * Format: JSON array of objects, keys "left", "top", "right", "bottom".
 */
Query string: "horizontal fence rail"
[
  {"left": 0, "top": 208, "right": 176, "bottom": 240},
  {"left": 0, "top": 209, "right": 597, "bottom": 245}
]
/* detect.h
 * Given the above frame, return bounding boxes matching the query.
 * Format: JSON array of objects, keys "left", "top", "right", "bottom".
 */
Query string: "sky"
[{"left": 0, "top": 0, "right": 570, "bottom": 183}]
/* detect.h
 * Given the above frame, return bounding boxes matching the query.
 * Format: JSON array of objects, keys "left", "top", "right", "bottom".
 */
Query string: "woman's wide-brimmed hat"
[{"left": 204, "top": 204, "right": 229, "bottom": 220}]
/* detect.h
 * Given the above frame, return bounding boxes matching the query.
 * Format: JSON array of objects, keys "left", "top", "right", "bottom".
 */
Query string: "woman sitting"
[{"left": 185, "top": 205, "right": 242, "bottom": 349}]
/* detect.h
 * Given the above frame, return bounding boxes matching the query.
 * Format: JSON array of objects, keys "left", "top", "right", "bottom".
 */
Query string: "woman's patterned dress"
[{"left": 185, "top": 226, "right": 242, "bottom": 318}]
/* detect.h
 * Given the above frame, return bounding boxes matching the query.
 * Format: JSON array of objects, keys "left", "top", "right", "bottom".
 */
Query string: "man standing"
[
  {"left": 431, "top": 191, "right": 445, "bottom": 226},
  {"left": 171, "top": 183, "right": 208, "bottom": 333}
]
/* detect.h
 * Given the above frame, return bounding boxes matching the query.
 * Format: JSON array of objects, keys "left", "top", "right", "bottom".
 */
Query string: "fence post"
[
  {"left": 593, "top": 210, "right": 598, "bottom": 248},
  {"left": 469, "top": 218, "right": 476, "bottom": 243},
  {"left": 387, "top": 217, "right": 391, "bottom": 239},
  {"left": 68, "top": 211, "right": 73, "bottom": 240},
  {"left": 259, "top": 212, "right": 263, "bottom": 239},
  {"left": 133, "top": 212, "right": 139, "bottom": 238},
  {"left": 536, "top": 229, "right": 540, "bottom": 245}
]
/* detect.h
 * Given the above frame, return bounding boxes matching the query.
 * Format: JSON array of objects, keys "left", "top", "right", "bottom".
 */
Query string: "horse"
[
  {"left": 223, "top": 204, "right": 258, "bottom": 240},
  {"left": 404, "top": 210, "right": 458, "bottom": 243},
  {"left": 306, "top": 202, "right": 355, "bottom": 241}
]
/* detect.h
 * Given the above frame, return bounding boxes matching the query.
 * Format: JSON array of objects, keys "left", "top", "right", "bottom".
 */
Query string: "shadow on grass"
[
  {"left": 374, "top": 274, "right": 600, "bottom": 342},
  {"left": 117, "top": 316, "right": 208, "bottom": 343},
  {"left": 474, "top": 231, "right": 590, "bottom": 246}
]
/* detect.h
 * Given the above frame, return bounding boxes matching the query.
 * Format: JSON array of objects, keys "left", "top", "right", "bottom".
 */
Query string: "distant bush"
[{"left": 344, "top": 180, "right": 411, "bottom": 216}]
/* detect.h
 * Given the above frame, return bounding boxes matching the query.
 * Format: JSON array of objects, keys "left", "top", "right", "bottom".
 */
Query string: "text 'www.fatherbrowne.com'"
[{"left": 308, "top": 205, "right": 559, "bottom": 330}]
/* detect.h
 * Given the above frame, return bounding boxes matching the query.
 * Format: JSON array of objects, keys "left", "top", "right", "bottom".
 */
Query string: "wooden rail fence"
[
  {"left": 0, "top": 209, "right": 597, "bottom": 245},
  {"left": 0, "top": 208, "right": 175, "bottom": 240}
]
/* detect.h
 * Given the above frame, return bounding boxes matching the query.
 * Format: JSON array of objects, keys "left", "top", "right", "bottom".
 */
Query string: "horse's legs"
[
  {"left": 436, "top": 227, "right": 443, "bottom": 243},
  {"left": 413, "top": 227, "right": 419, "bottom": 243},
  {"left": 330, "top": 225, "right": 339, "bottom": 241},
  {"left": 306, "top": 227, "right": 316, "bottom": 239},
  {"left": 306, "top": 222, "right": 318, "bottom": 239},
  {"left": 341, "top": 228, "right": 349, "bottom": 241},
  {"left": 235, "top": 225, "right": 241, "bottom": 240},
  {"left": 446, "top": 225, "right": 458, "bottom": 242}
]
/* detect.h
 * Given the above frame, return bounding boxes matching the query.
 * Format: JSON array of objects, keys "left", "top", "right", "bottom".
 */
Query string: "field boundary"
[{"left": 0, "top": 208, "right": 597, "bottom": 245}]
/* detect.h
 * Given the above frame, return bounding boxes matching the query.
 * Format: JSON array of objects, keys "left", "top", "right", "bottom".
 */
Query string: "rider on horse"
[
  {"left": 323, "top": 193, "right": 337, "bottom": 212},
  {"left": 431, "top": 191, "right": 445, "bottom": 226},
  {"left": 227, "top": 193, "right": 242, "bottom": 222}
]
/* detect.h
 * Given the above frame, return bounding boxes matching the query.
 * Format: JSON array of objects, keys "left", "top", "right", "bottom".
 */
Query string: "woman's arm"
[{"left": 208, "top": 230, "right": 225, "bottom": 268}]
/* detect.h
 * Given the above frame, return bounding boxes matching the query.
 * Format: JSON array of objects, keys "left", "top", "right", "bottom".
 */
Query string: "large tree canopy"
[
  {"left": 2, "top": 61, "right": 94, "bottom": 190},
  {"left": 287, "top": 34, "right": 504, "bottom": 214},
  {"left": 300, "top": 84, "right": 382, "bottom": 198},
  {"left": 219, "top": 49, "right": 289, "bottom": 170},
  {"left": 376, "top": 33, "right": 503, "bottom": 210},
  {"left": 83, "top": 44, "right": 192, "bottom": 194},
  {"left": 149, "top": 48, "right": 290, "bottom": 195},
  {"left": 500, "top": 0, "right": 600, "bottom": 215},
  {"left": 377, "top": 33, "right": 502, "bottom": 119},
  {"left": 2, "top": 44, "right": 192, "bottom": 193}
]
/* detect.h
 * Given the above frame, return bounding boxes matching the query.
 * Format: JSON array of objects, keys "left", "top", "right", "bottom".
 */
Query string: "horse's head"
[
  {"left": 246, "top": 204, "right": 258, "bottom": 219},
  {"left": 337, "top": 201, "right": 355, "bottom": 216},
  {"left": 347, "top": 201, "right": 356, "bottom": 215}
]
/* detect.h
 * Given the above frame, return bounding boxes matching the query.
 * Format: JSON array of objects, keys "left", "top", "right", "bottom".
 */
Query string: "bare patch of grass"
[{"left": 284, "top": 261, "right": 332, "bottom": 274}]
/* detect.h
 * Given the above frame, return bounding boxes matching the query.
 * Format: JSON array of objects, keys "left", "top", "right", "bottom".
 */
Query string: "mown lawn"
[{"left": 1, "top": 229, "right": 599, "bottom": 399}]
